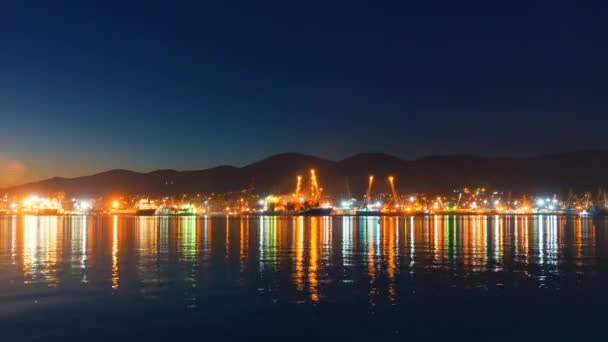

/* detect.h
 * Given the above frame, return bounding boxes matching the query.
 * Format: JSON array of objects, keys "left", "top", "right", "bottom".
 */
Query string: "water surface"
[{"left": 1, "top": 215, "right": 607, "bottom": 341}]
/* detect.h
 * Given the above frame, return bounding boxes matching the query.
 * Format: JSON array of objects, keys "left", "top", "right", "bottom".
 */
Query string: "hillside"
[{"left": 3, "top": 151, "right": 608, "bottom": 196}]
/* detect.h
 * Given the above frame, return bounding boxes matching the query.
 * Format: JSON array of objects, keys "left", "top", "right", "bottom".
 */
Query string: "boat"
[
  {"left": 135, "top": 208, "right": 157, "bottom": 216},
  {"left": 156, "top": 206, "right": 175, "bottom": 216},
  {"left": 109, "top": 208, "right": 136, "bottom": 215},
  {"left": 288, "top": 169, "right": 333, "bottom": 216},
  {"left": 355, "top": 208, "right": 381, "bottom": 216},
  {"left": 176, "top": 204, "right": 198, "bottom": 216},
  {"left": 135, "top": 199, "right": 157, "bottom": 216},
  {"left": 296, "top": 207, "right": 333, "bottom": 216},
  {"left": 37, "top": 208, "right": 60, "bottom": 216},
  {"left": 356, "top": 175, "right": 381, "bottom": 216},
  {"left": 20, "top": 208, "right": 61, "bottom": 216}
]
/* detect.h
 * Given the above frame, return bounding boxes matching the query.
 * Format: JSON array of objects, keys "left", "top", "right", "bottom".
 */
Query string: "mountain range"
[{"left": 3, "top": 151, "right": 608, "bottom": 197}]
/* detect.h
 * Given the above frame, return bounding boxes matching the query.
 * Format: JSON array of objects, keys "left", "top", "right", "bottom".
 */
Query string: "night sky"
[{"left": 1, "top": 1, "right": 607, "bottom": 186}]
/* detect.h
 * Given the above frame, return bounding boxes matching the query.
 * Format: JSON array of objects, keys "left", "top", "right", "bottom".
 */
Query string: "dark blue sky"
[{"left": 1, "top": 1, "right": 607, "bottom": 185}]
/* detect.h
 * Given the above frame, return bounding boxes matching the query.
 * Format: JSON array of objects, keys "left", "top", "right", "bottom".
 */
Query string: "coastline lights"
[
  {"left": 23, "top": 195, "right": 40, "bottom": 207},
  {"left": 340, "top": 199, "right": 354, "bottom": 209},
  {"left": 76, "top": 200, "right": 92, "bottom": 212},
  {"left": 22, "top": 195, "right": 57, "bottom": 208},
  {"left": 367, "top": 201, "right": 382, "bottom": 210}
]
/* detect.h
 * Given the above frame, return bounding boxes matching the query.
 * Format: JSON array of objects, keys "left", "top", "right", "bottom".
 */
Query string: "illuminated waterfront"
[{"left": 1, "top": 215, "right": 607, "bottom": 340}]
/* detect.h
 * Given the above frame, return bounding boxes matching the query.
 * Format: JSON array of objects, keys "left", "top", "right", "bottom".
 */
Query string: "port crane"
[
  {"left": 388, "top": 176, "right": 399, "bottom": 204},
  {"left": 435, "top": 196, "right": 446, "bottom": 211},
  {"left": 294, "top": 175, "right": 302, "bottom": 199},
  {"left": 310, "top": 169, "right": 321, "bottom": 201},
  {"left": 366, "top": 175, "right": 374, "bottom": 204}
]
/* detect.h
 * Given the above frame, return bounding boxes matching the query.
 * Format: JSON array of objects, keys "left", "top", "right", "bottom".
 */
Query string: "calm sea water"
[{"left": 1, "top": 215, "right": 607, "bottom": 341}]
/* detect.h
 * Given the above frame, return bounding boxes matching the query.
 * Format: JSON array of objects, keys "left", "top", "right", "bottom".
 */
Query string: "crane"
[
  {"left": 388, "top": 176, "right": 399, "bottom": 204},
  {"left": 310, "top": 169, "right": 320, "bottom": 201},
  {"left": 295, "top": 175, "right": 302, "bottom": 198},
  {"left": 366, "top": 175, "right": 374, "bottom": 204}
]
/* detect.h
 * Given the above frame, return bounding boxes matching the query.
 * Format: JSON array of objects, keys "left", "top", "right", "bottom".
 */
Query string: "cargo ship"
[
  {"left": 355, "top": 208, "right": 381, "bottom": 216},
  {"left": 156, "top": 206, "right": 175, "bottom": 216},
  {"left": 356, "top": 176, "right": 381, "bottom": 216},
  {"left": 135, "top": 208, "right": 156, "bottom": 216},
  {"left": 176, "top": 204, "right": 198, "bottom": 216},
  {"left": 109, "top": 208, "right": 137, "bottom": 215},
  {"left": 296, "top": 207, "right": 333, "bottom": 216},
  {"left": 135, "top": 199, "right": 157, "bottom": 216},
  {"left": 20, "top": 207, "right": 61, "bottom": 216},
  {"left": 36, "top": 208, "right": 61, "bottom": 216}
]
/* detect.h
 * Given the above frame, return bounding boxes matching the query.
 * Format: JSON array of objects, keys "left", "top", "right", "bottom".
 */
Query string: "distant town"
[{"left": 2, "top": 169, "right": 607, "bottom": 217}]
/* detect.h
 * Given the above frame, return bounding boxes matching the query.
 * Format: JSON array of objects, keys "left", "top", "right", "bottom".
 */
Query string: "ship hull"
[
  {"left": 355, "top": 210, "right": 381, "bottom": 216},
  {"left": 176, "top": 212, "right": 197, "bottom": 216},
  {"left": 135, "top": 209, "right": 157, "bottom": 216},
  {"left": 296, "top": 207, "right": 333, "bottom": 216},
  {"left": 37, "top": 209, "right": 60, "bottom": 216},
  {"left": 110, "top": 209, "right": 136, "bottom": 215}
]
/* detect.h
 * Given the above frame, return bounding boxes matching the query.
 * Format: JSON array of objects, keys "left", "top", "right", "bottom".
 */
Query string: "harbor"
[{"left": 2, "top": 169, "right": 607, "bottom": 217}]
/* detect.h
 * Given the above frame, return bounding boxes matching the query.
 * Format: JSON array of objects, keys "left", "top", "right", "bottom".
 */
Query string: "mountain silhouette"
[{"left": 3, "top": 151, "right": 608, "bottom": 197}]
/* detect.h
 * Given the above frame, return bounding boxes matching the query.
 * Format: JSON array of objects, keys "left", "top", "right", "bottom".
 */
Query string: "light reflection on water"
[
  {"left": 1, "top": 215, "right": 604, "bottom": 297},
  {"left": 0, "top": 215, "right": 607, "bottom": 340}
]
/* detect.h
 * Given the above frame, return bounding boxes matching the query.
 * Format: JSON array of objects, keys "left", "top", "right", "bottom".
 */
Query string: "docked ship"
[
  {"left": 176, "top": 204, "right": 198, "bottom": 216},
  {"left": 290, "top": 169, "right": 332, "bottom": 216},
  {"left": 356, "top": 176, "right": 381, "bottom": 216},
  {"left": 109, "top": 208, "right": 137, "bottom": 215},
  {"left": 355, "top": 208, "right": 381, "bottom": 216},
  {"left": 109, "top": 200, "right": 136, "bottom": 215},
  {"left": 135, "top": 199, "right": 157, "bottom": 216},
  {"left": 36, "top": 208, "right": 61, "bottom": 216},
  {"left": 20, "top": 196, "right": 62, "bottom": 216},
  {"left": 136, "top": 208, "right": 157, "bottom": 216},
  {"left": 296, "top": 206, "right": 333, "bottom": 216},
  {"left": 156, "top": 206, "right": 175, "bottom": 216}
]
